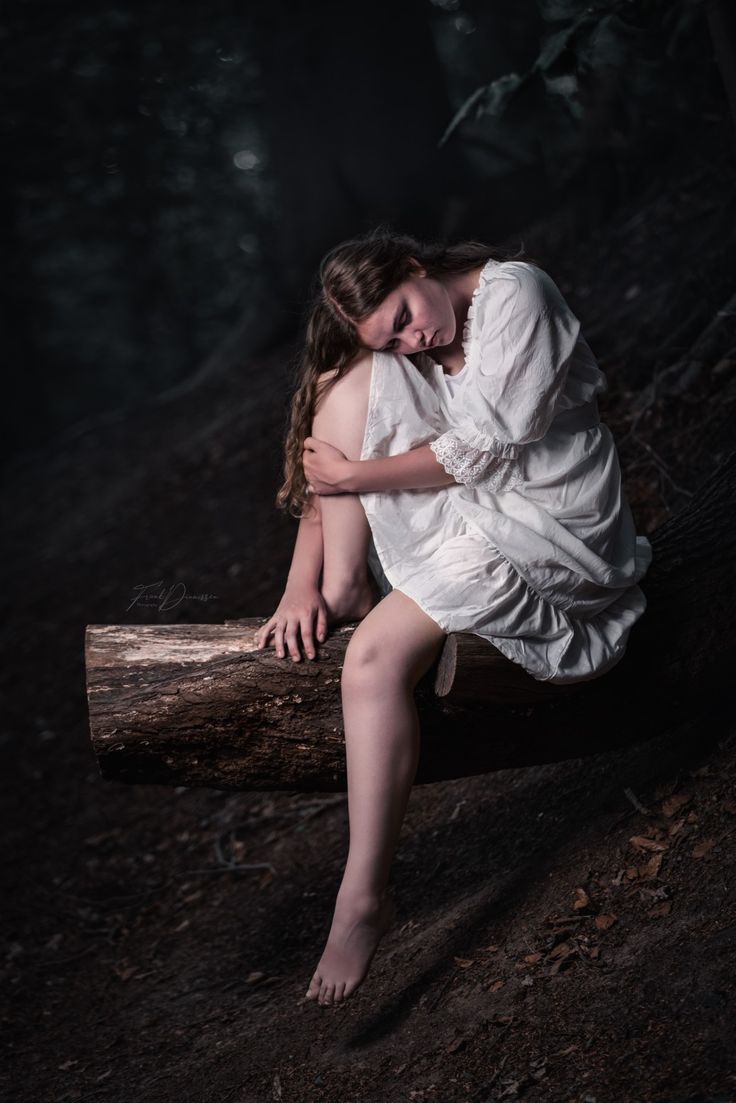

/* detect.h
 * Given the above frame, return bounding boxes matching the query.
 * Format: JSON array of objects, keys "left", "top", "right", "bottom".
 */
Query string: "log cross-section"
[{"left": 85, "top": 453, "right": 736, "bottom": 791}]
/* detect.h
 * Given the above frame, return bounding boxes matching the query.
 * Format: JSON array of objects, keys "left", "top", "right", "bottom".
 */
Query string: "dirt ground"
[{"left": 2, "top": 121, "right": 736, "bottom": 1103}]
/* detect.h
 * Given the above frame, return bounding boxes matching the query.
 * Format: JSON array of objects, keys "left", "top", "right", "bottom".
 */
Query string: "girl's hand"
[
  {"left": 303, "top": 436, "right": 353, "bottom": 495},
  {"left": 255, "top": 581, "right": 328, "bottom": 662}
]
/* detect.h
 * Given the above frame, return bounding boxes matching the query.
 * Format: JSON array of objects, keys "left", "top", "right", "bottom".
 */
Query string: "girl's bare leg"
[
  {"left": 305, "top": 589, "right": 446, "bottom": 1007},
  {"left": 311, "top": 356, "right": 380, "bottom": 625}
]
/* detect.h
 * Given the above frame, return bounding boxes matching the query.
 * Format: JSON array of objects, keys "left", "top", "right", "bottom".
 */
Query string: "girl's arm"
[
  {"left": 286, "top": 495, "right": 324, "bottom": 586},
  {"left": 254, "top": 495, "right": 328, "bottom": 661},
  {"left": 302, "top": 437, "right": 458, "bottom": 495},
  {"left": 343, "top": 444, "right": 459, "bottom": 493}
]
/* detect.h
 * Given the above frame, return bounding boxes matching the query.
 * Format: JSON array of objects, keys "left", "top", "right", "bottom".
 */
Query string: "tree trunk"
[{"left": 86, "top": 452, "right": 736, "bottom": 792}]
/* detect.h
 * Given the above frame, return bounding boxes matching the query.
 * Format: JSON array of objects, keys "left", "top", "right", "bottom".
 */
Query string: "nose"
[{"left": 412, "top": 329, "right": 428, "bottom": 350}]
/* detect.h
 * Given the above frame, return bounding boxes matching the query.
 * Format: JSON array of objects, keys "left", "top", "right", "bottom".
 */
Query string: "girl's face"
[{"left": 355, "top": 266, "right": 457, "bottom": 356}]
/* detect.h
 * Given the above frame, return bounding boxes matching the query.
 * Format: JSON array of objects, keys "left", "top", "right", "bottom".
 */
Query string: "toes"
[
  {"left": 320, "top": 982, "right": 336, "bottom": 1006},
  {"left": 306, "top": 975, "right": 350, "bottom": 1007},
  {"left": 305, "top": 972, "right": 321, "bottom": 1001}
]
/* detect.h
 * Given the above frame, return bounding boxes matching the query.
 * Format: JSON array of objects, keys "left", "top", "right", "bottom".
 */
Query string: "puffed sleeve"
[{"left": 429, "top": 263, "right": 582, "bottom": 490}]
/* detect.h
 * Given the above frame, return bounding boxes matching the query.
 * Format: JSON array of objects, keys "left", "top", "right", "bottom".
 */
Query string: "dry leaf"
[
  {"left": 548, "top": 941, "right": 574, "bottom": 960},
  {"left": 647, "top": 901, "right": 672, "bottom": 919},
  {"left": 453, "top": 956, "right": 475, "bottom": 969},
  {"left": 573, "top": 887, "right": 591, "bottom": 911},
  {"left": 661, "top": 793, "right": 691, "bottom": 818},
  {"left": 594, "top": 914, "right": 617, "bottom": 930},
  {"left": 523, "top": 952, "right": 543, "bottom": 965},
  {"left": 692, "top": 838, "right": 716, "bottom": 859},
  {"left": 637, "top": 853, "right": 664, "bottom": 880},
  {"left": 488, "top": 978, "right": 506, "bottom": 992},
  {"left": 630, "top": 834, "right": 668, "bottom": 853},
  {"left": 548, "top": 946, "right": 577, "bottom": 974}
]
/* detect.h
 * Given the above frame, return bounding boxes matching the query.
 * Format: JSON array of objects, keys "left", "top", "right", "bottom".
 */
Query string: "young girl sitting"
[{"left": 255, "top": 227, "right": 652, "bottom": 1008}]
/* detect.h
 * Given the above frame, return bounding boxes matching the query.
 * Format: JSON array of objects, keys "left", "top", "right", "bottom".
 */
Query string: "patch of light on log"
[{"left": 89, "top": 625, "right": 260, "bottom": 665}]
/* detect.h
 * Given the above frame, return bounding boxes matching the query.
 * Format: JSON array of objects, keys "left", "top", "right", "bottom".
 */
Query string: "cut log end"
[{"left": 434, "top": 632, "right": 581, "bottom": 704}]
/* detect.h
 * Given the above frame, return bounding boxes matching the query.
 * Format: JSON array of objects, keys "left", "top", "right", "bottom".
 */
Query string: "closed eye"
[{"left": 384, "top": 309, "right": 409, "bottom": 351}]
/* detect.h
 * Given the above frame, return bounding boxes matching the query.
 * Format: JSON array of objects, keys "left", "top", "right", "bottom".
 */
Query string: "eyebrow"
[{"left": 381, "top": 302, "right": 404, "bottom": 351}]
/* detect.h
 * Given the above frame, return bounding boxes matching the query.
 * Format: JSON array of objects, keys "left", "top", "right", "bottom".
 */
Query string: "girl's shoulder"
[
  {"left": 471, "top": 260, "right": 574, "bottom": 341},
  {"left": 320, "top": 349, "right": 374, "bottom": 385},
  {"left": 475, "top": 259, "right": 555, "bottom": 307}
]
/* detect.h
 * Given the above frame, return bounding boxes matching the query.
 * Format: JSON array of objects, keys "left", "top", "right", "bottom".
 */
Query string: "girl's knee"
[
  {"left": 343, "top": 633, "right": 385, "bottom": 678},
  {"left": 342, "top": 617, "right": 444, "bottom": 691},
  {"left": 312, "top": 354, "right": 373, "bottom": 459}
]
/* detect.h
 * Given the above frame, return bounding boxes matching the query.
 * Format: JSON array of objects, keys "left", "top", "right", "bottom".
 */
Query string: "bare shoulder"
[
  {"left": 320, "top": 350, "right": 373, "bottom": 390},
  {"left": 314, "top": 351, "right": 373, "bottom": 420}
]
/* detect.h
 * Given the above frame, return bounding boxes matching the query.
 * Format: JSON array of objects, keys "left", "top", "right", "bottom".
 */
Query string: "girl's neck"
[{"left": 431, "top": 265, "right": 486, "bottom": 369}]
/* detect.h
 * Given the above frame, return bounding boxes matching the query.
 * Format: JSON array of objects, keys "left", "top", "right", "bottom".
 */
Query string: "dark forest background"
[
  {"left": 3, "top": 0, "right": 728, "bottom": 461},
  {"left": 3, "top": 2, "right": 736, "bottom": 1101}
]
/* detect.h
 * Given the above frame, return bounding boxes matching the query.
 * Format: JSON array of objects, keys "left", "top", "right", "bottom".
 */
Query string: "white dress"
[{"left": 358, "top": 258, "right": 653, "bottom": 685}]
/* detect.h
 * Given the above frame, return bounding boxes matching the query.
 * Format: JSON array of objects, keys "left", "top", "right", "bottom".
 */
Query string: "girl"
[{"left": 254, "top": 227, "right": 652, "bottom": 1008}]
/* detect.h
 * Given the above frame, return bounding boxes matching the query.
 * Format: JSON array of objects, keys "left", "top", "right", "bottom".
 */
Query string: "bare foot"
[
  {"left": 304, "top": 892, "right": 396, "bottom": 1006},
  {"left": 322, "top": 575, "right": 381, "bottom": 630}
]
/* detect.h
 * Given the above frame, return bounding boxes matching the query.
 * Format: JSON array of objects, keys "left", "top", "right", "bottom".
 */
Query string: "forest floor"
[{"left": 2, "top": 119, "right": 736, "bottom": 1103}]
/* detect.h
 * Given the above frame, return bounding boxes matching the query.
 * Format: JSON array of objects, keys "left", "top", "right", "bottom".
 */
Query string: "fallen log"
[{"left": 85, "top": 452, "right": 736, "bottom": 791}]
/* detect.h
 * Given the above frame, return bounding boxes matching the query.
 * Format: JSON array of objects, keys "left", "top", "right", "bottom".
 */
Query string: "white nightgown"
[{"left": 358, "top": 258, "right": 653, "bottom": 685}]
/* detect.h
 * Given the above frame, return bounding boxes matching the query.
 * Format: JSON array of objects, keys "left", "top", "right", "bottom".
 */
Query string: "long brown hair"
[{"left": 275, "top": 225, "right": 529, "bottom": 519}]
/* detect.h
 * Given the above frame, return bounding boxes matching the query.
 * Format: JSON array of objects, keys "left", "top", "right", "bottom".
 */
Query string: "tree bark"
[{"left": 86, "top": 452, "right": 736, "bottom": 792}]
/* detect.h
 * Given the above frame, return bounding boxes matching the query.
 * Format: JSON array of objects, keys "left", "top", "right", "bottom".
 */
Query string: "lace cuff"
[{"left": 429, "top": 432, "right": 523, "bottom": 492}]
